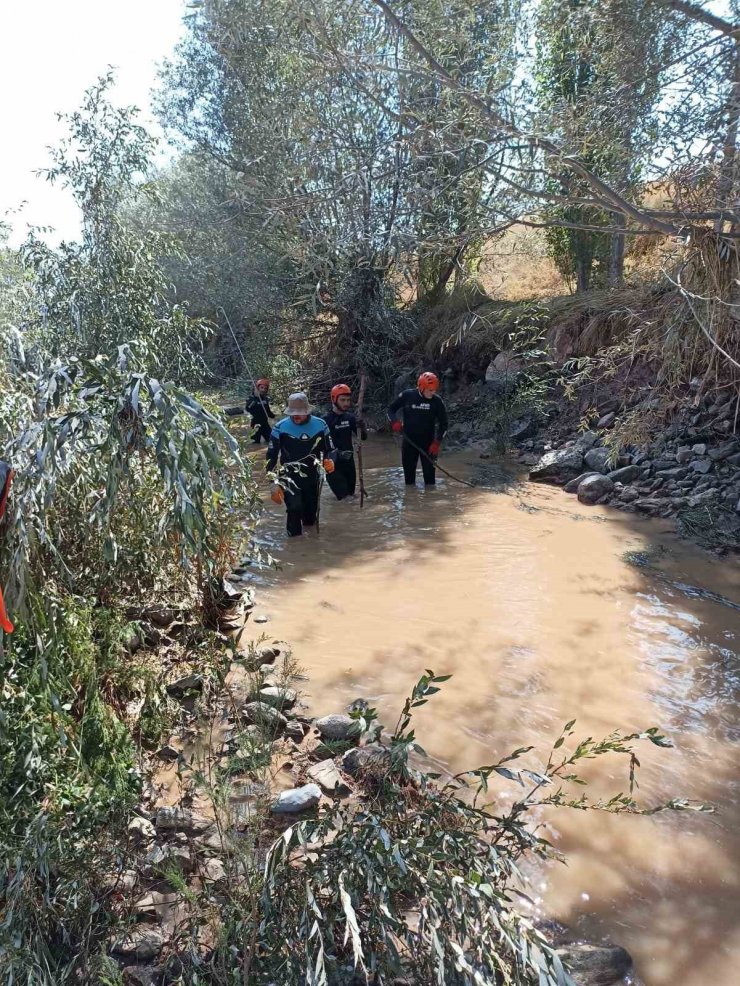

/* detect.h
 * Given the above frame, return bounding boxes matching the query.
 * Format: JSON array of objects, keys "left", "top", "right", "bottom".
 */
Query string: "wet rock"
[
  {"left": 557, "top": 942, "right": 633, "bottom": 986},
  {"left": 128, "top": 816, "right": 156, "bottom": 842},
  {"left": 243, "top": 701, "right": 287, "bottom": 732},
  {"left": 564, "top": 472, "right": 601, "bottom": 494},
  {"left": 315, "top": 713, "right": 357, "bottom": 741},
  {"left": 272, "top": 783, "right": 322, "bottom": 814},
  {"left": 596, "top": 411, "right": 616, "bottom": 429},
  {"left": 254, "top": 685, "right": 297, "bottom": 710},
  {"left": 577, "top": 475, "right": 614, "bottom": 504},
  {"left": 619, "top": 486, "right": 640, "bottom": 503},
  {"left": 690, "top": 458, "right": 712, "bottom": 474},
  {"left": 307, "top": 760, "right": 350, "bottom": 795},
  {"left": 155, "top": 807, "right": 212, "bottom": 834},
  {"left": 342, "top": 744, "right": 392, "bottom": 777},
  {"left": 530, "top": 448, "right": 584, "bottom": 483},
  {"left": 584, "top": 448, "right": 612, "bottom": 474},
  {"left": 166, "top": 674, "right": 204, "bottom": 697},
  {"left": 112, "top": 927, "right": 164, "bottom": 961},
  {"left": 606, "top": 465, "right": 640, "bottom": 484}
]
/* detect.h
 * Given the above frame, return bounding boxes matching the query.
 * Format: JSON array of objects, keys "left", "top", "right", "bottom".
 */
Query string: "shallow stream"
[{"left": 244, "top": 436, "right": 740, "bottom": 986}]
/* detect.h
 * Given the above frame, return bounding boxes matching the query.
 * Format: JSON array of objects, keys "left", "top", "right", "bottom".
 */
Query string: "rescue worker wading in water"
[
  {"left": 245, "top": 377, "right": 275, "bottom": 444},
  {"left": 266, "top": 392, "right": 336, "bottom": 536},
  {"left": 387, "top": 372, "right": 448, "bottom": 486},
  {"left": 323, "top": 384, "right": 368, "bottom": 501}
]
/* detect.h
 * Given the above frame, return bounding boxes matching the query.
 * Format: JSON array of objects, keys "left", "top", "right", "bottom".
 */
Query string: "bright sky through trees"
[{"left": 1, "top": 0, "right": 184, "bottom": 244}]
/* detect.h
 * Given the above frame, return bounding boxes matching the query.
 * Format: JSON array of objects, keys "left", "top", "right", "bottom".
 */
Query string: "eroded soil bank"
[{"left": 244, "top": 436, "right": 740, "bottom": 986}]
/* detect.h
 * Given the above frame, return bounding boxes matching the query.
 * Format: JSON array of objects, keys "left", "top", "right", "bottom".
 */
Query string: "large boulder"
[
  {"left": 557, "top": 942, "right": 632, "bottom": 986},
  {"left": 577, "top": 475, "right": 614, "bottom": 504},
  {"left": 529, "top": 448, "right": 584, "bottom": 484},
  {"left": 564, "top": 472, "right": 602, "bottom": 494},
  {"left": 341, "top": 744, "right": 392, "bottom": 777}
]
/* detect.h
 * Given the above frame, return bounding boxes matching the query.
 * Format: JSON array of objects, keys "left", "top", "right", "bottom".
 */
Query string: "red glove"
[
  {"left": 428, "top": 440, "right": 441, "bottom": 457},
  {"left": 323, "top": 458, "right": 335, "bottom": 474},
  {"left": 271, "top": 485, "right": 284, "bottom": 504},
  {"left": 391, "top": 421, "right": 402, "bottom": 434}
]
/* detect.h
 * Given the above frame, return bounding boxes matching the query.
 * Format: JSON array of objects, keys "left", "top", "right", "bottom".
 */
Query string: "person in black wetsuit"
[
  {"left": 323, "top": 383, "right": 368, "bottom": 501},
  {"left": 245, "top": 378, "right": 275, "bottom": 444},
  {"left": 266, "top": 392, "right": 336, "bottom": 536},
  {"left": 387, "top": 372, "right": 448, "bottom": 486}
]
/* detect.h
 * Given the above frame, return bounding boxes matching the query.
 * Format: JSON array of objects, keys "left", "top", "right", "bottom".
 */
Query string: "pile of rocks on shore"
[{"left": 522, "top": 390, "right": 740, "bottom": 536}]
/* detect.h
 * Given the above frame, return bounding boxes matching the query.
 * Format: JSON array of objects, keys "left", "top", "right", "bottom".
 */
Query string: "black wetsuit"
[
  {"left": 323, "top": 410, "right": 368, "bottom": 500},
  {"left": 245, "top": 394, "right": 275, "bottom": 443},
  {"left": 388, "top": 389, "right": 448, "bottom": 485},
  {"left": 266, "top": 416, "right": 335, "bottom": 536}
]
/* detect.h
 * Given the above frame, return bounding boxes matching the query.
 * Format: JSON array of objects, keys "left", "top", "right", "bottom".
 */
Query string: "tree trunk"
[
  {"left": 608, "top": 212, "right": 626, "bottom": 287},
  {"left": 715, "top": 42, "right": 740, "bottom": 232},
  {"left": 576, "top": 254, "right": 590, "bottom": 293}
]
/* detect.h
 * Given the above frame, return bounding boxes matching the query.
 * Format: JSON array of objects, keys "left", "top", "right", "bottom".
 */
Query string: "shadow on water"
[{"left": 238, "top": 433, "right": 740, "bottom": 986}]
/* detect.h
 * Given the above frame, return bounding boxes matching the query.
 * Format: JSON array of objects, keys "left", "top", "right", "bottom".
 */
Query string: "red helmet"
[
  {"left": 330, "top": 383, "right": 352, "bottom": 404},
  {"left": 256, "top": 378, "right": 269, "bottom": 389},
  {"left": 417, "top": 372, "right": 439, "bottom": 393}
]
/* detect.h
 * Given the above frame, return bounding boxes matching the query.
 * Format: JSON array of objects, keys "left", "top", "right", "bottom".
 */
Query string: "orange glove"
[
  {"left": 323, "top": 458, "right": 335, "bottom": 474},
  {"left": 271, "top": 485, "right": 284, "bottom": 504},
  {"left": 0, "top": 587, "right": 13, "bottom": 634},
  {"left": 391, "top": 420, "right": 402, "bottom": 434},
  {"left": 428, "top": 440, "right": 441, "bottom": 457}
]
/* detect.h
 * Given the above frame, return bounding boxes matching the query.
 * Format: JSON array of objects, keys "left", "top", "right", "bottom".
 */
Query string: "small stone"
[
  {"left": 166, "top": 674, "right": 204, "bottom": 697},
  {"left": 690, "top": 458, "right": 712, "bottom": 474},
  {"left": 123, "top": 966, "right": 157, "bottom": 986},
  {"left": 676, "top": 445, "right": 692, "bottom": 464},
  {"left": 112, "top": 927, "right": 164, "bottom": 961},
  {"left": 619, "top": 486, "right": 639, "bottom": 503},
  {"left": 155, "top": 806, "right": 212, "bottom": 834},
  {"left": 243, "top": 701, "right": 287, "bottom": 733},
  {"left": 271, "top": 783, "right": 322, "bottom": 814},
  {"left": 726, "top": 452, "right": 740, "bottom": 467},
  {"left": 341, "top": 745, "right": 392, "bottom": 777},
  {"left": 557, "top": 942, "right": 632, "bottom": 986},
  {"left": 254, "top": 615, "right": 270, "bottom": 624},
  {"left": 584, "top": 448, "right": 612, "bottom": 474},
  {"left": 155, "top": 745, "right": 181, "bottom": 762},
  {"left": 529, "top": 448, "right": 584, "bottom": 483},
  {"left": 202, "top": 858, "right": 226, "bottom": 883},
  {"left": 255, "top": 685, "right": 298, "bottom": 710},
  {"left": 128, "top": 816, "right": 156, "bottom": 841},
  {"left": 606, "top": 465, "right": 639, "bottom": 484},
  {"left": 285, "top": 721, "right": 306, "bottom": 742},
  {"left": 575, "top": 430, "right": 600, "bottom": 450},
  {"left": 596, "top": 411, "right": 616, "bottom": 429},
  {"left": 564, "top": 472, "right": 601, "bottom": 494},
  {"left": 652, "top": 458, "right": 677, "bottom": 471},
  {"left": 256, "top": 644, "right": 281, "bottom": 663},
  {"left": 692, "top": 443, "right": 707, "bottom": 456},
  {"left": 577, "top": 474, "right": 614, "bottom": 504},
  {"left": 307, "top": 760, "right": 350, "bottom": 795},
  {"left": 709, "top": 440, "right": 739, "bottom": 461},
  {"left": 315, "top": 713, "right": 357, "bottom": 741}
]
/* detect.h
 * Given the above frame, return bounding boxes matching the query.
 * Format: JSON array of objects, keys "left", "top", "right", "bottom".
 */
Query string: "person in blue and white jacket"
[{"left": 266, "top": 392, "right": 336, "bottom": 536}]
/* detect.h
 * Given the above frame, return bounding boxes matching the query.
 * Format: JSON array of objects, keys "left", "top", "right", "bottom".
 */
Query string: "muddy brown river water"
[{"left": 243, "top": 436, "right": 740, "bottom": 986}]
